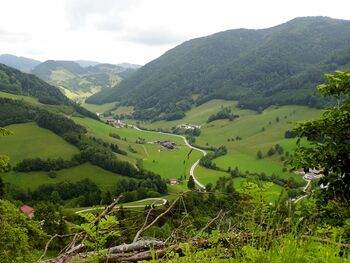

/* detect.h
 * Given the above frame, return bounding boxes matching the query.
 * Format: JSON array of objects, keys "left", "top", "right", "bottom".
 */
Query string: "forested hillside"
[
  {"left": 87, "top": 17, "right": 350, "bottom": 120},
  {"left": 0, "top": 63, "right": 69, "bottom": 105}
]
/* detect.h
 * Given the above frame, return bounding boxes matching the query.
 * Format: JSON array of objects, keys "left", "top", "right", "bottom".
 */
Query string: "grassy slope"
[
  {"left": 3, "top": 163, "right": 127, "bottom": 191},
  {"left": 138, "top": 100, "right": 239, "bottom": 129},
  {"left": 138, "top": 101, "right": 321, "bottom": 183},
  {"left": 0, "top": 91, "right": 39, "bottom": 104},
  {"left": 82, "top": 102, "right": 117, "bottom": 114},
  {"left": 0, "top": 122, "right": 79, "bottom": 164}
]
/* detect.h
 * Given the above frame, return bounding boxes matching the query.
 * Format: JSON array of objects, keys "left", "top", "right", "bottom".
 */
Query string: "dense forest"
[
  {"left": 0, "top": 63, "right": 99, "bottom": 119},
  {"left": 0, "top": 63, "right": 70, "bottom": 105},
  {"left": 87, "top": 17, "right": 350, "bottom": 120}
]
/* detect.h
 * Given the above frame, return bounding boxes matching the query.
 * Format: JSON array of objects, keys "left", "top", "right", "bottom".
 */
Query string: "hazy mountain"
[
  {"left": 86, "top": 17, "right": 350, "bottom": 121},
  {"left": 116, "top": 63, "right": 142, "bottom": 69},
  {"left": 75, "top": 60, "right": 101, "bottom": 68},
  {"left": 0, "top": 54, "right": 41, "bottom": 72},
  {"left": 31, "top": 60, "right": 137, "bottom": 100}
]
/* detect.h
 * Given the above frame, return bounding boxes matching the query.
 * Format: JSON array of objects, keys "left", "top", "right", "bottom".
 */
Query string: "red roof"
[{"left": 20, "top": 205, "right": 34, "bottom": 214}]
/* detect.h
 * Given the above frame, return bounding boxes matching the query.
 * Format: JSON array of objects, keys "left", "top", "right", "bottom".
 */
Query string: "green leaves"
[
  {"left": 75, "top": 212, "right": 120, "bottom": 252},
  {"left": 292, "top": 70, "right": 350, "bottom": 202}
]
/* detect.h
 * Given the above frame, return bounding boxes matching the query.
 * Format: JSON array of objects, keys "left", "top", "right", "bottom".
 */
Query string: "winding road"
[
  {"left": 75, "top": 198, "right": 167, "bottom": 214},
  {"left": 132, "top": 125, "right": 207, "bottom": 189},
  {"left": 294, "top": 177, "right": 311, "bottom": 203}
]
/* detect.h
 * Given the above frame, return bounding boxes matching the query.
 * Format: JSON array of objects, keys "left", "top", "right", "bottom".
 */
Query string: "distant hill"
[
  {"left": 116, "top": 63, "right": 142, "bottom": 69},
  {"left": 0, "top": 63, "right": 69, "bottom": 105},
  {"left": 0, "top": 54, "right": 41, "bottom": 72},
  {"left": 75, "top": 60, "right": 100, "bottom": 68},
  {"left": 32, "top": 60, "right": 138, "bottom": 100},
  {"left": 0, "top": 63, "right": 99, "bottom": 119},
  {"left": 87, "top": 17, "right": 350, "bottom": 121}
]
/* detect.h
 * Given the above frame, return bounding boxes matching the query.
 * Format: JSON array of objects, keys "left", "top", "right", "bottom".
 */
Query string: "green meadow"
[
  {"left": 126, "top": 100, "right": 321, "bottom": 184},
  {"left": 3, "top": 163, "right": 126, "bottom": 191},
  {"left": 82, "top": 102, "right": 117, "bottom": 114},
  {"left": 0, "top": 91, "right": 39, "bottom": 104},
  {"left": 72, "top": 116, "right": 203, "bottom": 181},
  {"left": 137, "top": 100, "right": 241, "bottom": 129},
  {"left": 0, "top": 122, "right": 79, "bottom": 164}
]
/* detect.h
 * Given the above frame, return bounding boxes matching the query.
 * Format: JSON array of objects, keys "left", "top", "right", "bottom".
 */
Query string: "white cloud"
[{"left": 0, "top": 0, "right": 349, "bottom": 65}]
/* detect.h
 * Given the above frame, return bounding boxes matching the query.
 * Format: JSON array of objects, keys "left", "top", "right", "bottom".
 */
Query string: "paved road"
[
  {"left": 294, "top": 177, "right": 311, "bottom": 203},
  {"left": 75, "top": 198, "right": 167, "bottom": 214},
  {"left": 132, "top": 125, "right": 207, "bottom": 189}
]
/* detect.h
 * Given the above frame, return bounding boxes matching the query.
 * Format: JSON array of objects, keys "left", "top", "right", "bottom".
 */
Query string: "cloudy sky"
[{"left": 0, "top": 0, "right": 349, "bottom": 65}]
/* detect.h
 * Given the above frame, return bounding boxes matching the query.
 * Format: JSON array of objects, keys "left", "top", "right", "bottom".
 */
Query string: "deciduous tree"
[{"left": 292, "top": 70, "right": 350, "bottom": 202}]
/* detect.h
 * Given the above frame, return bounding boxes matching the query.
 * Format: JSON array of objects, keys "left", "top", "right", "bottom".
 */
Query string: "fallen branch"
[{"left": 42, "top": 196, "right": 123, "bottom": 263}]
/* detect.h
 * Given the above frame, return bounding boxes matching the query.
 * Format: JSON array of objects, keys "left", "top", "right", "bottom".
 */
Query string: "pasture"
[
  {"left": 0, "top": 122, "right": 79, "bottom": 164},
  {"left": 3, "top": 163, "right": 127, "bottom": 191}
]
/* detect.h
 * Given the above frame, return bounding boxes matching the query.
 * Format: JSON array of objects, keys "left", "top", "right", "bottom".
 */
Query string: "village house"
[
  {"left": 106, "top": 119, "right": 125, "bottom": 128},
  {"left": 155, "top": 140, "right": 176, "bottom": 150},
  {"left": 20, "top": 205, "right": 34, "bottom": 219},
  {"left": 169, "top": 178, "right": 178, "bottom": 185},
  {"left": 178, "top": 124, "right": 201, "bottom": 130},
  {"left": 304, "top": 168, "right": 322, "bottom": 180}
]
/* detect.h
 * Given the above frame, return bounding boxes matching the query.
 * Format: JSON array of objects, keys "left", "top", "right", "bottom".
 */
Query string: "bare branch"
[
  {"left": 133, "top": 205, "right": 155, "bottom": 242},
  {"left": 196, "top": 209, "right": 224, "bottom": 237},
  {"left": 133, "top": 195, "right": 182, "bottom": 242},
  {"left": 93, "top": 194, "right": 123, "bottom": 226}
]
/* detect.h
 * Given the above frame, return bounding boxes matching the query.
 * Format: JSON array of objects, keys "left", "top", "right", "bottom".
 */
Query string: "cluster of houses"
[
  {"left": 303, "top": 168, "right": 322, "bottom": 180},
  {"left": 154, "top": 140, "right": 177, "bottom": 150},
  {"left": 177, "top": 124, "right": 201, "bottom": 130},
  {"left": 106, "top": 119, "right": 125, "bottom": 128}
]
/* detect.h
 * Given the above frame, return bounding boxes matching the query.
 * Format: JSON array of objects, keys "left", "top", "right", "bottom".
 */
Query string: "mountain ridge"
[
  {"left": 86, "top": 16, "right": 350, "bottom": 120},
  {"left": 0, "top": 54, "right": 41, "bottom": 73}
]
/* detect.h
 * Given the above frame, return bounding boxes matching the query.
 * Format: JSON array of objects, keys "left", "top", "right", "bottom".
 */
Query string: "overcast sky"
[{"left": 0, "top": 0, "right": 349, "bottom": 65}]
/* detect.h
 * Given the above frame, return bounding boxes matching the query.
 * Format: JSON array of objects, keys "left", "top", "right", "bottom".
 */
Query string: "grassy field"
[
  {"left": 81, "top": 101, "right": 134, "bottom": 116},
  {"left": 138, "top": 100, "right": 241, "bottom": 130},
  {"left": 130, "top": 100, "right": 321, "bottom": 184},
  {"left": 3, "top": 163, "right": 127, "bottom": 191},
  {"left": 0, "top": 122, "right": 79, "bottom": 164},
  {"left": 195, "top": 165, "right": 230, "bottom": 186},
  {"left": 72, "top": 116, "right": 203, "bottom": 181},
  {"left": 194, "top": 166, "right": 284, "bottom": 202},
  {"left": 82, "top": 102, "right": 117, "bottom": 114},
  {"left": 0, "top": 91, "right": 39, "bottom": 104}
]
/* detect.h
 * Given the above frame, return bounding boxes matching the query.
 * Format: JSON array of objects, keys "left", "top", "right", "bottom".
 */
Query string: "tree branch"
[{"left": 133, "top": 195, "right": 182, "bottom": 242}]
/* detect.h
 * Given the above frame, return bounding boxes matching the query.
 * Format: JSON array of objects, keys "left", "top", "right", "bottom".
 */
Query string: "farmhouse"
[
  {"left": 178, "top": 124, "right": 201, "bottom": 130},
  {"left": 169, "top": 178, "right": 178, "bottom": 185},
  {"left": 304, "top": 169, "right": 322, "bottom": 180},
  {"left": 106, "top": 119, "right": 125, "bottom": 128},
  {"left": 155, "top": 140, "right": 176, "bottom": 150}
]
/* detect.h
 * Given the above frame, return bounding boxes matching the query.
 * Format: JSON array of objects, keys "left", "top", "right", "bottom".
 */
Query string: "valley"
[
  {"left": 0, "top": 89, "right": 310, "bottom": 203},
  {"left": 0, "top": 14, "right": 350, "bottom": 263}
]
